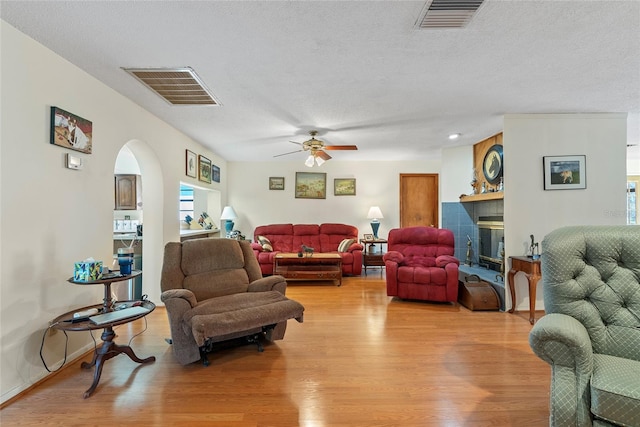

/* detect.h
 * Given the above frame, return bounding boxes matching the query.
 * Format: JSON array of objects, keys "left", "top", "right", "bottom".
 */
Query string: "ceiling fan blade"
[
  {"left": 289, "top": 141, "right": 303, "bottom": 146},
  {"left": 316, "top": 150, "right": 332, "bottom": 161},
  {"left": 323, "top": 145, "right": 358, "bottom": 151},
  {"left": 273, "top": 149, "right": 303, "bottom": 158}
]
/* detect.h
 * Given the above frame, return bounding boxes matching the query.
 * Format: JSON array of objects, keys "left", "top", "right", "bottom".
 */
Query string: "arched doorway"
[{"left": 114, "top": 140, "right": 164, "bottom": 304}]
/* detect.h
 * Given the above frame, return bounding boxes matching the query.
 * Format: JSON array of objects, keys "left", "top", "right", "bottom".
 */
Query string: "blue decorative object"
[
  {"left": 367, "top": 206, "right": 383, "bottom": 239},
  {"left": 370, "top": 221, "right": 380, "bottom": 238},
  {"left": 220, "top": 206, "right": 238, "bottom": 237}
]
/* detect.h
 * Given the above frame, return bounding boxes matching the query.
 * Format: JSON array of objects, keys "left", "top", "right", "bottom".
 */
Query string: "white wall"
[
  {"left": 0, "top": 21, "right": 225, "bottom": 403},
  {"left": 441, "top": 145, "right": 474, "bottom": 203},
  {"left": 504, "top": 113, "right": 628, "bottom": 312},
  {"left": 227, "top": 160, "right": 441, "bottom": 239}
]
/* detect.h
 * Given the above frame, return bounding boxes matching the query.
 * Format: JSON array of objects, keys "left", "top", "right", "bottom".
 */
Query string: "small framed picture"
[
  {"left": 212, "top": 165, "right": 220, "bottom": 183},
  {"left": 363, "top": 234, "right": 374, "bottom": 242},
  {"left": 199, "top": 155, "right": 212, "bottom": 184},
  {"left": 186, "top": 150, "right": 197, "bottom": 178},
  {"left": 334, "top": 178, "right": 356, "bottom": 196},
  {"left": 543, "top": 155, "right": 586, "bottom": 190},
  {"left": 50, "top": 106, "right": 93, "bottom": 154},
  {"left": 269, "top": 177, "right": 285, "bottom": 190}
]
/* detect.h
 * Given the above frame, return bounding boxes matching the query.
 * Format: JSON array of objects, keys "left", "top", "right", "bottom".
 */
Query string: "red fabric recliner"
[{"left": 383, "top": 226, "right": 460, "bottom": 302}]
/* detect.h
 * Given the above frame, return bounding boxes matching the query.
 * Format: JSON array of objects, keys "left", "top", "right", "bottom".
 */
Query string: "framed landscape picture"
[
  {"left": 295, "top": 172, "right": 326, "bottom": 199},
  {"left": 50, "top": 106, "right": 93, "bottom": 154},
  {"left": 269, "top": 177, "right": 285, "bottom": 190},
  {"left": 334, "top": 178, "right": 356, "bottom": 196},
  {"left": 186, "top": 150, "right": 197, "bottom": 178},
  {"left": 543, "top": 155, "right": 586, "bottom": 190},
  {"left": 199, "top": 155, "right": 212, "bottom": 184}
]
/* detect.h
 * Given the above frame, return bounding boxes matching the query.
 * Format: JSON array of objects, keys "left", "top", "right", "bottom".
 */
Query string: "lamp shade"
[
  {"left": 220, "top": 206, "right": 238, "bottom": 220},
  {"left": 305, "top": 155, "right": 314, "bottom": 167},
  {"left": 367, "top": 206, "right": 383, "bottom": 220}
]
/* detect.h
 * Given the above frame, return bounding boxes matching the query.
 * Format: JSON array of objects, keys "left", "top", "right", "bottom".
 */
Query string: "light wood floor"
[{"left": 1, "top": 275, "right": 550, "bottom": 426}]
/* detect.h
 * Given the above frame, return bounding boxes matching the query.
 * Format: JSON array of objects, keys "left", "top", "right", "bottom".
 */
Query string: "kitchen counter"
[
  {"left": 113, "top": 233, "right": 142, "bottom": 255},
  {"left": 180, "top": 228, "right": 220, "bottom": 241},
  {"left": 113, "top": 229, "right": 221, "bottom": 242},
  {"left": 113, "top": 233, "right": 141, "bottom": 240}
]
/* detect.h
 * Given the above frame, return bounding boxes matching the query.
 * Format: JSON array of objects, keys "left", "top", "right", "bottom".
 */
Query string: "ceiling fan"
[{"left": 274, "top": 130, "right": 358, "bottom": 166}]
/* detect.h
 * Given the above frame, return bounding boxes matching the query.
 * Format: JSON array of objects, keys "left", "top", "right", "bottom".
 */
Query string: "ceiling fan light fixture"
[
  {"left": 305, "top": 155, "right": 315, "bottom": 167},
  {"left": 315, "top": 156, "right": 326, "bottom": 166}
]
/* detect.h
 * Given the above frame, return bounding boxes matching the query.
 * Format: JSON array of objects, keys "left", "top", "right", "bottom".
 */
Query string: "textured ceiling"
[{"left": 2, "top": 0, "right": 639, "bottom": 163}]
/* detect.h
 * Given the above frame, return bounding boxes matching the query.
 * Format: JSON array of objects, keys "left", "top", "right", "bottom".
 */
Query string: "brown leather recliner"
[{"left": 160, "top": 238, "right": 305, "bottom": 365}]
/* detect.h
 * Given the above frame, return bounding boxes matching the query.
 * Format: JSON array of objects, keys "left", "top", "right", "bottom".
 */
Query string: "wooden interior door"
[{"left": 400, "top": 174, "right": 439, "bottom": 228}]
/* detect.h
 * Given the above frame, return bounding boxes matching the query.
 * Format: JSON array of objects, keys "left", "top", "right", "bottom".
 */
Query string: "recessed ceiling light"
[{"left": 448, "top": 133, "right": 461, "bottom": 140}]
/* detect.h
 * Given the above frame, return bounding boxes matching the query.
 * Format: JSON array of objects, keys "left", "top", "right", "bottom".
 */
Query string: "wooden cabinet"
[{"left": 114, "top": 174, "right": 140, "bottom": 210}]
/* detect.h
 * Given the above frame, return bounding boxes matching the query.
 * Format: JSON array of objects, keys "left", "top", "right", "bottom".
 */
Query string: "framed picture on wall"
[
  {"left": 269, "top": 177, "right": 285, "bottom": 190},
  {"left": 543, "top": 155, "right": 586, "bottom": 190},
  {"left": 199, "top": 155, "right": 212, "bottom": 184},
  {"left": 334, "top": 178, "right": 356, "bottom": 196},
  {"left": 295, "top": 172, "right": 326, "bottom": 199},
  {"left": 186, "top": 150, "right": 197, "bottom": 178},
  {"left": 212, "top": 165, "right": 220, "bottom": 183},
  {"left": 50, "top": 106, "right": 93, "bottom": 154}
]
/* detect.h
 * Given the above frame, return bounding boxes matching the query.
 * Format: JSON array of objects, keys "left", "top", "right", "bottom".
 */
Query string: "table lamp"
[
  {"left": 367, "top": 206, "right": 383, "bottom": 239},
  {"left": 220, "top": 206, "right": 238, "bottom": 236}
]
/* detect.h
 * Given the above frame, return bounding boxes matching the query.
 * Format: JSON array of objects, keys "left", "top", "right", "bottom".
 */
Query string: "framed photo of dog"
[
  {"left": 50, "top": 106, "right": 93, "bottom": 154},
  {"left": 543, "top": 155, "right": 586, "bottom": 190}
]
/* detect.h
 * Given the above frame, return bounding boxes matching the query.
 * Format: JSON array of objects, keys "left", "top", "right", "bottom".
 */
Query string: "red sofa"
[
  {"left": 252, "top": 223, "right": 364, "bottom": 276},
  {"left": 383, "top": 226, "right": 460, "bottom": 302}
]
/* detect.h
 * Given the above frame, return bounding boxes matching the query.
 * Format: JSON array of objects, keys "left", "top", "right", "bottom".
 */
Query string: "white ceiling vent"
[
  {"left": 123, "top": 67, "right": 220, "bottom": 106},
  {"left": 416, "top": 0, "right": 485, "bottom": 29}
]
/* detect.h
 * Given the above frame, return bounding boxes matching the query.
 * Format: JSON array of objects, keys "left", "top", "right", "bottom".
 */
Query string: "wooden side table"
[
  {"left": 360, "top": 238, "right": 387, "bottom": 275},
  {"left": 507, "top": 256, "right": 541, "bottom": 325},
  {"left": 52, "top": 270, "right": 155, "bottom": 398}
]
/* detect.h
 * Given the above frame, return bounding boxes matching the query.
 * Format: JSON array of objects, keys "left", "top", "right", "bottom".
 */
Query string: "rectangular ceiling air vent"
[
  {"left": 123, "top": 67, "right": 220, "bottom": 106},
  {"left": 416, "top": 0, "right": 485, "bottom": 29}
]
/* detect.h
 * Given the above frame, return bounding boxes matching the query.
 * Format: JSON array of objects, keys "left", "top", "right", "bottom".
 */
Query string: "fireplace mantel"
[{"left": 459, "top": 192, "right": 503, "bottom": 203}]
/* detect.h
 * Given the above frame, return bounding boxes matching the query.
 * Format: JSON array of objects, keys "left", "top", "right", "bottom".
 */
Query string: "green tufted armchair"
[{"left": 529, "top": 226, "right": 640, "bottom": 427}]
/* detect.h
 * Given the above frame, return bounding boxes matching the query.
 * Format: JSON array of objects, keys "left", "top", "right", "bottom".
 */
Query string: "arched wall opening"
[{"left": 116, "top": 139, "right": 164, "bottom": 304}]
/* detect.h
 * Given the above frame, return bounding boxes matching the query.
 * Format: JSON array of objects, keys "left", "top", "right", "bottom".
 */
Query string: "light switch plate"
[{"left": 66, "top": 153, "right": 83, "bottom": 170}]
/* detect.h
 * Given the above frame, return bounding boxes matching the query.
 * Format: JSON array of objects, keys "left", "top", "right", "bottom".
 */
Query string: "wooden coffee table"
[{"left": 274, "top": 253, "right": 342, "bottom": 286}]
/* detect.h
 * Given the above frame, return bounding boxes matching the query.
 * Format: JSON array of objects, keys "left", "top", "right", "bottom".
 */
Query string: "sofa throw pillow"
[
  {"left": 257, "top": 235, "right": 273, "bottom": 252},
  {"left": 338, "top": 238, "right": 356, "bottom": 252}
]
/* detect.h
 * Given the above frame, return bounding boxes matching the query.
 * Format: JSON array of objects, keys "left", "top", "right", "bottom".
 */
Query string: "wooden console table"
[{"left": 507, "top": 256, "right": 541, "bottom": 325}]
